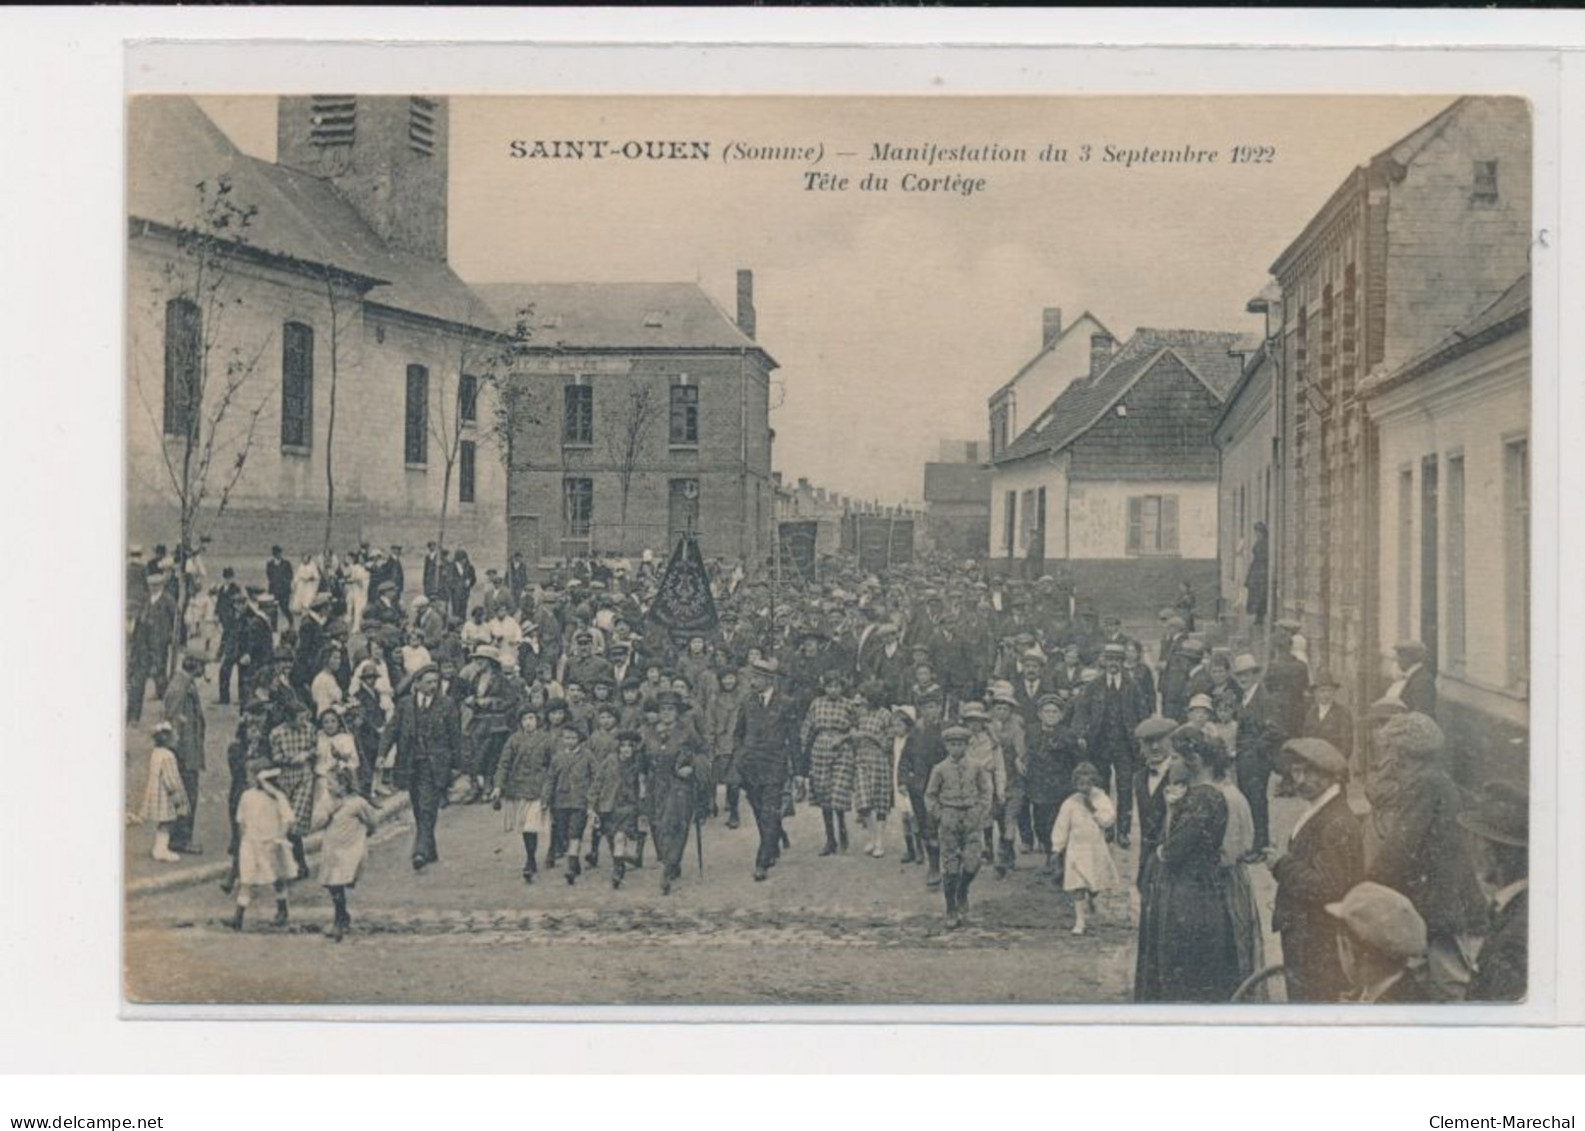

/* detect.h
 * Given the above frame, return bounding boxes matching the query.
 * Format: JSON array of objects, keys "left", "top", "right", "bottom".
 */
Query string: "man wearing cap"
[
  {"left": 291, "top": 593, "right": 331, "bottom": 700},
  {"left": 1265, "top": 625, "right": 1311, "bottom": 740},
  {"left": 1074, "top": 642, "right": 1146, "bottom": 848},
  {"left": 1132, "top": 716, "right": 1179, "bottom": 884},
  {"left": 162, "top": 653, "right": 210, "bottom": 854},
  {"left": 1161, "top": 637, "right": 1205, "bottom": 722},
  {"left": 1301, "top": 671, "right": 1353, "bottom": 765},
  {"left": 382, "top": 665, "right": 463, "bottom": 871},
  {"left": 1268, "top": 738, "right": 1362, "bottom": 1002},
  {"left": 1366, "top": 713, "right": 1486, "bottom": 999},
  {"left": 926, "top": 725, "right": 994, "bottom": 928},
  {"left": 235, "top": 589, "right": 276, "bottom": 707},
  {"left": 735, "top": 658, "right": 799, "bottom": 881},
  {"left": 1385, "top": 641, "right": 1436, "bottom": 718},
  {"left": 1326, "top": 882, "right": 1433, "bottom": 1003},
  {"left": 1460, "top": 780, "right": 1528, "bottom": 1002},
  {"left": 897, "top": 691, "right": 949, "bottom": 888},
  {"left": 1231, "top": 653, "right": 1286, "bottom": 858}
]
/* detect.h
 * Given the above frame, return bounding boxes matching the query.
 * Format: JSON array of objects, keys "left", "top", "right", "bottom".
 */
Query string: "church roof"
[{"left": 126, "top": 96, "right": 500, "bottom": 332}]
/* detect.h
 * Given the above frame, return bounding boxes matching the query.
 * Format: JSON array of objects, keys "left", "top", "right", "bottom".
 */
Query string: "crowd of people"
[{"left": 127, "top": 538, "right": 1527, "bottom": 1003}]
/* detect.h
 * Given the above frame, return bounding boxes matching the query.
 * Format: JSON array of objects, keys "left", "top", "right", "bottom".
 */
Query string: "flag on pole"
[{"left": 650, "top": 534, "right": 718, "bottom": 634}]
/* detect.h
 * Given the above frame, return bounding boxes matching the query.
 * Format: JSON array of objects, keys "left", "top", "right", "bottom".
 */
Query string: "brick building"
[
  {"left": 922, "top": 439, "right": 993, "bottom": 559},
  {"left": 989, "top": 327, "right": 1252, "bottom": 620},
  {"left": 126, "top": 96, "right": 508, "bottom": 567},
  {"left": 473, "top": 276, "right": 778, "bottom": 566},
  {"left": 1268, "top": 95, "right": 1531, "bottom": 745}
]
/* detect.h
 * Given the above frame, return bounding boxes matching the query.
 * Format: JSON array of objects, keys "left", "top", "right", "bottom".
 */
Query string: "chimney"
[
  {"left": 1090, "top": 332, "right": 1116, "bottom": 380},
  {"left": 1042, "top": 307, "right": 1063, "bottom": 348},
  {"left": 736, "top": 269, "right": 757, "bottom": 340}
]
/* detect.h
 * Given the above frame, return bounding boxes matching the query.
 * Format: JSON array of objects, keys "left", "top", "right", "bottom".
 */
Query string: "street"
[{"left": 125, "top": 698, "right": 1303, "bottom": 1006}]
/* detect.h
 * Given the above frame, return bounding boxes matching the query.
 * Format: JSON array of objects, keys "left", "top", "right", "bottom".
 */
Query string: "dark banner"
[
  {"left": 650, "top": 534, "right": 719, "bottom": 634},
  {"left": 777, "top": 520, "right": 819, "bottom": 582}
]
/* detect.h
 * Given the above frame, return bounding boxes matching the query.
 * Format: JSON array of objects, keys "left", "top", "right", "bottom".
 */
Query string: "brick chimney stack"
[
  {"left": 1090, "top": 332, "right": 1116, "bottom": 379},
  {"left": 1042, "top": 307, "right": 1063, "bottom": 348},
  {"left": 736, "top": 269, "right": 757, "bottom": 340}
]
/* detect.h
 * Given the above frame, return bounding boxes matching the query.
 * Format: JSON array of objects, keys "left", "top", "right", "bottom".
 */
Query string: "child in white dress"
[
  {"left": 231, "top": 760, "right": 296, "bottom": 931},
  {"left": 1052, "top": 762, "right": 1122, "bottom": 935}
]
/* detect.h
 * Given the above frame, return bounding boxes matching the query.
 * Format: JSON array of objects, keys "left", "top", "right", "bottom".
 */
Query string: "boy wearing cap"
[
  {"left": 545, "top": 725, "right": 597, "bottom": 883},
  {"left": 1268, "top": 738, "right": 1362, "bottom": 1002},
  {"left": 1326, "top": 882, "right": 1432, "bottom": 1003},
  {"left": 926, "top": 726, "right": 993, "bottom": 928}
]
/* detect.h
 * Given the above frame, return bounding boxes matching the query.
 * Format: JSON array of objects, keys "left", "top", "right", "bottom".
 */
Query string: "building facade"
[
  {"left": 989, "top": 327, "right": 1249, "bottom": 621},
  {"left": 987, "top": 308, "right": 1115, "bottom": 461},
  {"left": 1361, "top": 277, "right": 1530, "bottom": 785},
  {"left": 922, "top": 438, "right": 993, "bottom": 559},
  {"left": 126, "top": 96, "right": 508, "bottom": 568},
  {"left": 475, "top": 276, "right": 778, "bottom": 567},
  {"left": 1268, "top": 95, "right": 1531, "bottom": 748}
]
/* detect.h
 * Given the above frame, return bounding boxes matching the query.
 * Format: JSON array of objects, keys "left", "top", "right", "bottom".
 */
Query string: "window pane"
[
  {"left": 163, "top": 298, "right": 201, "bottom": 438},
  {"left": 1141, "top": 496, "right": 1161, "bottom": 552},
  {"left": 405, "top": 364, "right": 428, "bottom": 465},
  {"left": 1446, "top": 456, "right": 1466, "bottom": 668},
  {"left": 281, "top": 321, "right": 313, "bottom": 449},
  {"left": 563, "top": 477, "right": 593, "bottom": 538},
  {"left": 669, "top": 384, "right": 698, "bottom": 444},
  {"left": 459, "top": 440, "right": 476, "bottom": 504},
  {"left": 459, "top": 374, "right": 478, "bottom": 424},
  {"left": 564, "top": 384, "right": 593, "bottom": 444}
]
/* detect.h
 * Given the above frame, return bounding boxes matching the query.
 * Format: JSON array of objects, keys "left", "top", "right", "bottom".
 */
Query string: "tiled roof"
[
  {"left": 471, "top": 282, "right": 773, "bottom": 361},
  {"left": 994, "top": 328, "right": 1252, "bottom": 465},
  {"left": 126, "top": 96, "right": 500, "bottom": 332}
]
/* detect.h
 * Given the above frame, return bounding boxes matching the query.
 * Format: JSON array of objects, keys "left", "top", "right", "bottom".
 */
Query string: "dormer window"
[{"left": 643, "top": 311, "right": 665, "bottom": 328}]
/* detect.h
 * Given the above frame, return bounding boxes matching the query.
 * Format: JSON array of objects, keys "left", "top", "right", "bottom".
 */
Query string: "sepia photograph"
[{"left": 122, "top": 90, "right": 1533, "bottom": 1009}]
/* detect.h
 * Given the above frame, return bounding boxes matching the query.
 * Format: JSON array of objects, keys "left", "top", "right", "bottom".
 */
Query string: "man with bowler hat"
[
  {"left": 1460, "top": 780, "right": 1528, "bottom": 1002},
  {"left": 734, "top": 657, "right": 798, "bottom": 882}
]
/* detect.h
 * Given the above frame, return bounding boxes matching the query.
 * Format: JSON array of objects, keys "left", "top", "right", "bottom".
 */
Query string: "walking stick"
[{"left": 695, "top": 806, "right": 706, "bottom": 877}]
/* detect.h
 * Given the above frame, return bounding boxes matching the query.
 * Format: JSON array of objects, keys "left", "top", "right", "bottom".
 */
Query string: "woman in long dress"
[
  {"left": 1134, "top": 726, "right": 1241, "bottom": 1003},
  {"left": 344, "top": 553, "right": 370, "bottom": 637},
  {"left": 801, "top": 669, "right": 855, "bottom": 856},
  {"left": 290, "top": 554, "right": 322, "bottom": 621},
  {"left": 849, "top": 681, "right": 894, "bottom": 857},
  {"left": 1204, "top": 729, "right": 1267, "bottom": 995}
]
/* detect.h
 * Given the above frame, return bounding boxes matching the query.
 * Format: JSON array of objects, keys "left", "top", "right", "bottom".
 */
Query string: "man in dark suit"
[
  {"left": 1301, "top": 671, "right": 1354, "bottom": 766},
  {"left": 734, "top": 658, "right": 798, "bottom": 881},
  {"left": 1460, "top": 780, "right": 1528, "bottom": 1002},
  {"left": 1268, "top": 738, "right": 1363, "bottom": 1002},
  {"left": 1130, "top": 716, "right": 1177, "bottom": 883},
  {"left": 236, "top": 589, "right": 276, "bottom": 706},
  {"left": 387, "top": 546, "right": 406, "bottom": 602},
  {"left": 422, "top": 542, "right": 442, "bottom": 601},
  {"left": 1231, "top": 652, "right": 1286, "bottom": 858},
  {"left": 1011, "top": 649, "right": 1056, "bottom": 728},
  {"left": 1389, "top": 640, "right": 1437, "bottom": 718},
  {"left": 214, "top": 567, "right": 245, "bottom": 705},
  {"left": 265, "top": 546, "right": 293, "bottom": 629},
  {"left": 382, "top": 665, "right": 463, "bottom": 871},
  {"left": 291, "top": 593, "right": 331, "bottom": 701},
  {"left": 1074, "top": 642, "right": 1145, "bottom": 846}
]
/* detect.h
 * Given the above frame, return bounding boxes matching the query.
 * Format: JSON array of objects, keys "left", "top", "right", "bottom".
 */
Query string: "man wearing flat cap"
[
  {"left": 1461, "top": 780, "right": 1528, "bottom": 1002},
  {"left": 1131, "top": 716, "right": 1179, "bottom": 884},
  {"left": 1366, "top": 712, "right": 1486, "bottom": 999},
  {"left": 381, "top": 665, "right": 463, "bottom": 872},
  {"left": 1327, "top": 882, "right": 1433, "bottom": 1003},
  {"left": 1268, "top": 738, "right": 1362, "bottom": 1002}
]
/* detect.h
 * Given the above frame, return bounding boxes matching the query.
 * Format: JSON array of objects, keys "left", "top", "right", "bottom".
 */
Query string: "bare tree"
[
  {"left": 481, "top": 306, "right": 539, "bottom": 474},
  {"left": 129, "top": 175, "right": 274, "bottom": 661},
  {"left": 604, "top": 381, "right": 662, "bottom": 553},
  {"left": 432, "top": 301, "right": 520, "bottom": 548}
]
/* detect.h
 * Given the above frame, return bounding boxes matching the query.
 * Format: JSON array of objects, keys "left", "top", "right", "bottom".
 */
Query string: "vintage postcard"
[{"left": 123, "top": 91, "right": 1535, "bottom": 1012}]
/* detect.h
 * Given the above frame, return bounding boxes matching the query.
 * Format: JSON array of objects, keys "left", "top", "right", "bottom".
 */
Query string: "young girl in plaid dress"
[
  {"left": 140, "top": 722, "right": 189, "bottom": 863},
  {"left": 849, "top": 683, "right": 895, "bottom": 858},
  {"left": 800, "top": 670, "right": 856, "bottom": 856}
]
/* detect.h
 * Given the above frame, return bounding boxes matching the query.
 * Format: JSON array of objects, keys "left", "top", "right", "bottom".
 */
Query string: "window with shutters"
[
  {"left": 1472, "top": 160, "right": 1499, "bottom": 206},
  {"left": 409, "top": 97, "right": 437, "bottom": 156},
  {"left": 1020, "top": 489, "right": 1037, "bottom": 552},
  {"left": 1397, "top": 467, "right": 1414, "bottom": 641},
  {"left": 564, "top": 383, "right": 593, "bottom": 445},
  {"left": 459, "top": 373, "right": 478, "bottom": 426},
  {"left": 669, "top": 382, "right": 699, "bottom": 445},
  {"left": 563, "top": 477, "right": 594, "bottom": 540},
  {"left": 280, "top": 321, "right": 313, "bottom": 451},
  {"left": 162, "top": 298, "right": 202, "bottom": 438},
  {"left": 1125, "top": 495, "right": 1179, "bottom": 556},
  {"left": 404, "top": 364, "right": 428, "bottom": 466},
  {"left": 459, "top": 440, "right": 476, "bottom": 504},
  {"left": 1445, "top": 454, "right": 1466, "bottom": 671},
  {"left": 1003, "top": 491, "right": 1017, "bottom": 557}
]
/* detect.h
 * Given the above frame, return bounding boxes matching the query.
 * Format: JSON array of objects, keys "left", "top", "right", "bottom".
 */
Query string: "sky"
[{"left": 196, "top": 94, "right": 1454, "bottom": 505}]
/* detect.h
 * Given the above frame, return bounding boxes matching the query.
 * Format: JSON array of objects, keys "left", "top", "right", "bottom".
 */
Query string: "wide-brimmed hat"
[
  {"left": 750, "top": 656, "right": 781, "bottom": 676},
  {"left": 1325, "top": 882, "right": 1428, "bottom": 960},
  {"left": 958, "top": 701, "right": 989, "bottom": 722},
  {"left": 1232, "top": 653, "right": 1262, "bottom": 675},
  {"left": 1036, "top": 693, "right": 1065, "bottom": 711},
  {"left": 1187, "top": 693, "right": 1215, "bottom": 713},
  {"left": 1457, "top": 780, "right": 1528, "bottom": 847},
  {"left": 987, "top": 680, "right": 1018, "bottom": 706},
  {"left": 1279, "top": 737, "right": 1349, "bottom": 779},
  {"left": 1101, "top": 642, "right": 1127, "bottom": 659}
]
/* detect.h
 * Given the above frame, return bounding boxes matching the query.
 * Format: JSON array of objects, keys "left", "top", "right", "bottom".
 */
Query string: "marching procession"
[{"left": 125, "top": 535, "right": 1527, "bottom": 1005}]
